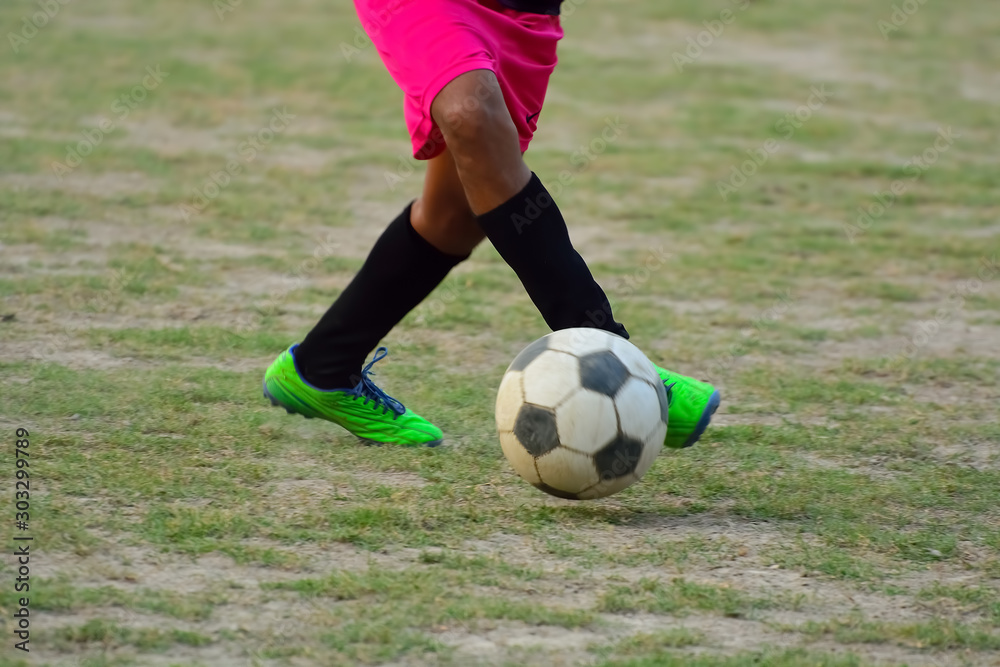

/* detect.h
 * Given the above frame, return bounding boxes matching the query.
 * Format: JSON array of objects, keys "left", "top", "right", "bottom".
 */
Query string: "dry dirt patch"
[{"left": 931, "top": 442, "right": 1000, "bottom": 472}]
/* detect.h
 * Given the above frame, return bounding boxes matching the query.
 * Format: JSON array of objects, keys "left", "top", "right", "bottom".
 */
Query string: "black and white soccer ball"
[{"left": 495, "top": 328, "right": 668, "bottom": 500}]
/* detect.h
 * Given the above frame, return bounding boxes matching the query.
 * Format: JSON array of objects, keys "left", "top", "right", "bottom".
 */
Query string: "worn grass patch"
[
  {"left": 599, "top": 577, "right": 782, "bottom": 618},
  {"left": 791, "top": 617, "right": 1000, "bottom": 651}
]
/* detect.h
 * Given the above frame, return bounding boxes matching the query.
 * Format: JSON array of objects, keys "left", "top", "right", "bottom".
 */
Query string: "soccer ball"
[{"left": 495, "top": 328, "right": 668, "bottom": 500}]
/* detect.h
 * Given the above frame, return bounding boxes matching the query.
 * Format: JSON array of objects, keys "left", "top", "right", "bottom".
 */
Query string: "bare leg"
[
  {"left": 411, "top": 146, "right": 485, "bottom": 256},
  {"left": 430, "top": 70, "right": 531, "bottom": 215}
]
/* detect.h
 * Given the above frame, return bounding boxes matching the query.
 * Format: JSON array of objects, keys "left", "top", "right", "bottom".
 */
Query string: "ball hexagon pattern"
[
  {"left": 593, "top": 433, "right": 644, "bottom": 480},
  {"left": 495, "top": 328, "right": 668, "bottom": 500},
  {"left": 578, "top": 350, "right": 630, "bottom": 397},
  {"left": 513, "top": 404, "right": 560, "bottom": 457}
]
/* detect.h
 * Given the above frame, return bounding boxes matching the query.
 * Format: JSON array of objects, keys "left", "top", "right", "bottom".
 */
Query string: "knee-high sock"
[
  {"left": 476, "top": 173, "right": 628, "bottom": 338},
  {"left": 294, "top": 204, "right": 467, "bottom": 389}
]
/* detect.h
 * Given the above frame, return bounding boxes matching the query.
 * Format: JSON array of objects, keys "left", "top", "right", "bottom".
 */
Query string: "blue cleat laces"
[{"left": 345, "top": 347, "right": 406, "bottom": 418}]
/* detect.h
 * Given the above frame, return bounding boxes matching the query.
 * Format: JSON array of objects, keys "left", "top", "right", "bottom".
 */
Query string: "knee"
[
  {"left": 433, "top": 75, "right": 512, "bottom": 150},
  {"left": 436, "top": 95, "right": 507, "bottom": 147}
]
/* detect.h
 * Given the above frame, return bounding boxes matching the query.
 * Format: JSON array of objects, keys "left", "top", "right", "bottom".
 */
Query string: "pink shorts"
[{"left": 354, "top": 0, "right": 563, "bottom": 160}]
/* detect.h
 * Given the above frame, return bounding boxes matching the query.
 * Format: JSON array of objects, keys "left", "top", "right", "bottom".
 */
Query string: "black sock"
[
  {"left": 294, "top": 204, "right": 466, "bottom": 389},
  {"left": 477, "top": 173, "right": 628, "bottom": 338}
]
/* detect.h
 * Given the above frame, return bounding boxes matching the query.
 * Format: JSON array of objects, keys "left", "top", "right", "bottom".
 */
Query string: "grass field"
[{"left": 2, "top": 0, "right": 999, "bottom": 664}]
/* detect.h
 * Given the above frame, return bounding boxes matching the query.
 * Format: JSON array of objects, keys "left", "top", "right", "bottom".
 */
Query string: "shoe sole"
[
  {"left": 683, "top": 389, "right": 721, "bottom": 448},
  {"left": 263, "top": 380, "right": 443, "bottom": 448},
  {"left": 357, "top": 437, "right": 443, "bottom": 448}
]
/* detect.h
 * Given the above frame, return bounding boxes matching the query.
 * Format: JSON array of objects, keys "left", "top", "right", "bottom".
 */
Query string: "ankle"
[{"left": 292, "top": 345, "right": 359, "bottom": 390}]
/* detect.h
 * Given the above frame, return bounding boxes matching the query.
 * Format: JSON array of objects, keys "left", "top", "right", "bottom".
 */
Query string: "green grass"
[
  {"left": 791, "top": 617, "right": 1000, "bottom": 651},
  {"left": 915, "top": 583, "right": 1000, "bottom": 624},
  {"left": 2, "top": 0, "right": 998, "bottom": 663},
  {"left": 33, "top": 578, "right": 223, "bottom": 621},
  {"left": 262, "top": 565, "right": 592, "bottom": 662},
  {"left": 595, "top": 647, "right": 874, "bottom": 667},
  {"left": 42, "top": 619, "right": 213, "bottom": 652},
  {"left": 599, "top": 577, "right": 781, "bottom": 618},
  {"left": 267, "top": 566, "right": 592, "bottom": 627}
]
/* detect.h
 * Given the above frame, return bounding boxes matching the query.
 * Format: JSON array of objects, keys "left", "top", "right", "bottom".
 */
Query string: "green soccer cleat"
[
  {"left": 263, "top": 345, "right": 443, "bottom": 447},
  {"left": 653, "top": 364, "right": 721, "bottom": 449}
]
